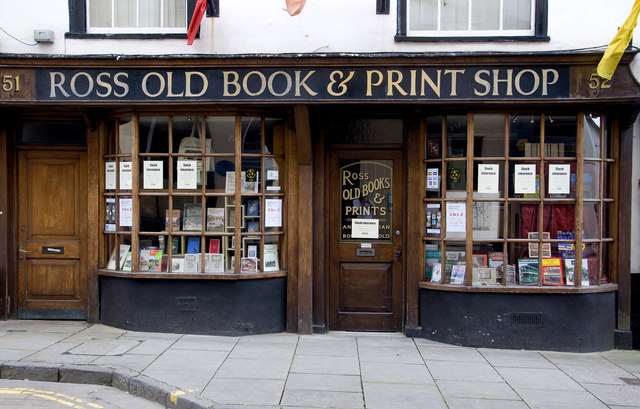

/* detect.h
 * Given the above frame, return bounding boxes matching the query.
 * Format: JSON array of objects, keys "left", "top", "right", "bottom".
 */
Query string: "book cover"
[
  {"left": 431, "top": 263, "right": 442, "bottom": 283},
  {"left": 165, "top": 209, "right": 181, "bottom": 231},
  {"left": 186, "top": 237, "right": 200, "bottom": 254},
  {"left": 119, "top": 244, "right": 130, "bottom": 270},
  {"left": 564, "top": 258, "right": 590, "bottom": 286},
  {"left": 247, "top": 221, "right": 260, "bottom": 233},
  {"left": 171, "top": 237, "right": 180, "bottom": 254},
  {"left": 106, "top": 246, "right": 118, "bottom": 270},
  {"left": 240, "top": 257, "right": 258, "bottom": 273},
  {"left": 171, "top": 257, "right": 184, "bottom": 273},
  {"left": 183, "top": 203, "right": 203, "bottom": 231},
  {"left": 122, "top": 252, "right": 132, "bottom": 272},
  {"left": 184, "top": 253, "right": 200, "bottom": 272},
  {"left": 424, "top": 246, "right": 441, "bottom": 280},
  {"left": 206, "top": 207, "right": 225, "bottom": 232},
  {"left": 450, "top": 264, "right": 466, "bottom": 284},
  {"left": 542, "top": 257, "right": 564, "bottom": 285},
  {"left": 208, "top": 238, "right": 220, "bottom": 254},
  {"left": 148, "top": 250, "right": 163, "bottom": 272},
  {"left": 472, "top": 267, "right": 497, "bottom": 285},
  {"left": 247, "top": 200, "right": 259, "bottom": 216},
  {"left": 138, "top": 249, "right": 150, "bottom": 271},
  {"left": 205, "top": 253, "right": 225, "bottom": 273},
  {"left": 264, "top": 244, "right": 279, "bottom": 271},
  {"left": 472, "top": 254, "right": 487, "bottom": 268},
  {"left": 518, "top": 259, "right": 539, "bottom": 285}
]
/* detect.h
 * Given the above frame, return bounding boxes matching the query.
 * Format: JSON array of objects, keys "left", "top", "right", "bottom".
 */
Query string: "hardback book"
[
  {"left": 165, "top": 209, "right": 181, "bottom": 231},
  {"left": 518, "top": 259, "right": 539, "bottom": 285},
  {"left": 247, "top": 200, "right": 259, "bottom": 216},
  {"left": 542, "top": 257, "right": 564, "bottom": 285},
  {"left": 206, "top": 207, "right": 225, "bottom": 232},
  {"left": 184, "top": 253, "right": 201, "bottom": 273},
  {"left": 263, "top": 244, "right": 279, "bottom": 271},
  {"left": 205, "top": 253, "right": 225, "bottom": 273},
  {"left": 183, "top": 203, "right": 203, "bottom": 231},
  {"left": 247, "top": 221, "right": 260, "bottom": 233},
  {"left": 186, "top": 237, "right": 200, "bottom": 254},
  {"left": 171, "top": 257, "right": 184, "bottom": 273},
  {"left": 208, "top": 238, "right": 221, "bottom": 254},
  {"left": 171, "top": 237, "right": 181, "bottom": 254},
  {"left": 564, "top": 258, "right": 590, "bottom": 286}
]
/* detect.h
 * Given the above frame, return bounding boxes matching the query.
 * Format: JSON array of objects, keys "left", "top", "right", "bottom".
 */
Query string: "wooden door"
[
  {"left": 329, "top": 150, "right": 404, "bottom": 331},
  {"left": 17, "top": 150, "right": 87, "bottom": 319}
]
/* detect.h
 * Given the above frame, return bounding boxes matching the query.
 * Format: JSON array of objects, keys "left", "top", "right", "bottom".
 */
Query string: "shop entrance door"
[
  {"left": 328, "top": 150, "right": 404, "bottom": 331},
  {"left": 17, "top": 150, "right": 87, "bottom": 319}
]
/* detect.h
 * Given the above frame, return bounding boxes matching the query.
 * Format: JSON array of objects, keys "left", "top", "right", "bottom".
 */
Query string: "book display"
[
  {"left": 102, "top": 115, "right": 285, "bottom": 275},
  {"left": 422, "top": 114, "right": 608, "bottom": 288}
]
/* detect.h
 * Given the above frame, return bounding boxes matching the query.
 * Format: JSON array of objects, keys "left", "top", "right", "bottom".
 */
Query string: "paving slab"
[
  {"left": 285, "top": 373, "right": 362, "bottom": 392},
  {"left": 360, "top": 361, "right": 435, "bottom": 385},
  {"left": 280, "top": 389, "right": 364, "bottom": 408},
  {"left": 444, "top": 397, "right": 529, "bottom": 409},
  {"left": 436, "top": 379, "right": 520, "bottom": 400},
  {"left": 362, "top": 382, "right": 447, "bottom": 409},
  {"left": 295, "top": 338, "right": 358, "bottom": 357},
  {"left": 517, "top": 387, "right": 610, "bottom": 409},
  {"left": 496, "top": 367, "right": 585, "bottom": 391},
  {"left": 419, "top": 345, "right": 488, "bottom": 363},
  {"left": 427, "top": 361, "right": 503, "bottom": 382},
  {"left": 142, "top": 349, "right": 228, "bottom": 392},
  {"left": 358, "top": 345, "right": 424, "bottom": 364},
  {"left": 290, "top": 354, "right": 360, "bottom": 376},
  {"left": 581, "top": 382, "right": 640, "bottom": 407},
  {"left": 201, "top": 377, "right": 285, "bottom": 406},
  {"left": 214, "top": 357, "right": 292, "bottom": 380}
]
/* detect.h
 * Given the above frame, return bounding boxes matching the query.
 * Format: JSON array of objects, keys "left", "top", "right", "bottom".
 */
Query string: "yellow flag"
[{"left": 597, "top": 0, "right": 640, "bottom": 79}]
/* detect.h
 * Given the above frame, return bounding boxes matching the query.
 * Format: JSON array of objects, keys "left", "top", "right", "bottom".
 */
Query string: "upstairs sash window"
[{"left": 87, "top": 0, "right": 187, "bottom": 34}]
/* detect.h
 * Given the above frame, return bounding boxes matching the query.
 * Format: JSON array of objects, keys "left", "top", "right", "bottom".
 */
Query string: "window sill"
[
  {"left": 66, "top": 33, "right": 189, "bottom": 40},
  {"left": 419, "top": 281, "right": 618, "bottom": 294},
  {"left": 99, "top": 269, "right": 287, "bottom": 280},
  {"left": 395, "top": 35, "right": 550, "bottom": 43}
]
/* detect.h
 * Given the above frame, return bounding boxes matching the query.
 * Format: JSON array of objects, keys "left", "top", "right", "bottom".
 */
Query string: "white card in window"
[
  {"left": 477, "top": 164, "right": 499, "bottom": 194},
  {"left": 267, "top": 170, "right": 279, "bottom": 180},
  {"left": 119, "top": 197, "right": 133, "bottom": 227},
  {"left": 177, "top": 160, "right": 197, "bottom": 189},
  {"left": 105, "top": 162, "right": 116, "bottom": 190},
  {"left": 514, "top": 164, "right": 536, "bottom": 194},
  {"left": 265, "top": 199, "right": 282, "bottom": 227},
  {"left": 446, "top": 202, "right": 466, "bottom": 233},
  {"left": 426, "top": 168, "right": 439, "bottom": 191},
  {"left": 352, "top": 219, "right": 379, "bottom": 239},
  {"left": 143, "top": 160, "right": 163, "bottom": 190},
  {"left": 119, "top": 161, "right": 132, "bottom": 190},
  {"left": 548, "top": 164, "right": 570, "bottom": 194}
]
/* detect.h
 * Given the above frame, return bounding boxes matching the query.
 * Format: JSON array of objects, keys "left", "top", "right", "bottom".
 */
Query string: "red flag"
[
  {"left": 187, "top": 0, "right": 208, "bottom": 45},
  {"left": 285, "top": 0, "right": 306, "bottom": 16}
]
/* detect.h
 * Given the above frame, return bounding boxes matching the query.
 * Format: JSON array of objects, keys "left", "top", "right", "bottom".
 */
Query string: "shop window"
[
  {"left": 102, "top": 115, "right": 286, "bottom": 274},
  {"left": 423, "top": 113, "right": 616, "bottom": 288},
  {"left": 87, "top": 0, "right": 187, "bottom": 33},
  {"left": 397, "top": 0, "right": 548, "bottom": 41}
]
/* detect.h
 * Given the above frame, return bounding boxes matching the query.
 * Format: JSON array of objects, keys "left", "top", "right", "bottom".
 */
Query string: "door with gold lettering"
[
  {"left": 17, "top": 150, "right": 87, "bottom": 319},
  {"left": 328, "top": 150, "right": 404, "bottom": 331}
]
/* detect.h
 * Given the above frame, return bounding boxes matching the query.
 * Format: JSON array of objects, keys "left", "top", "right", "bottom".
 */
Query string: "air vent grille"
[{"left": 511, "top": 312, "right": 543, "bottom": 328}]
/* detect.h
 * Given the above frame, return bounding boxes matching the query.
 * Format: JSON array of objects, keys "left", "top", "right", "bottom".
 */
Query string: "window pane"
[
  {"left": 139, "top": 116, "right": 169, "bottom": 154},
  {"left": 442, "top": 0, "right": 469, "bottom": 30},
  {"left": 446, "top": 116, "right": 468, "bottom": 158},
  {"left": 444, "top": 244, "right": 466, "bottom": 284},
  {"left": 474, "top": 114, "right": 505, "bottom": 157},
  {"left": 584, "top": 115, "right": 602, "bottom": 158},
  {"left": 583, "top": 203, "right": 600, "bottom": 240},
  {"left": 583, "top": 161, "right": 600, "bottom": 199},
  {"left": 472, "top": 201, "right": 503, "bottom": 239},
  {"left": 89, "top": 0, "right": 112, "bottom": 27},
  {"left": 241, "top": 117, "right": 262, "bottom": 154},
  {"left": 425, "top": 242, "right": 443, "bottom": 282},
  {"left": 472, "top": 0, "right": 500, "bottom": 30},
  {"left": 503, "top": 0, "right": 531, "bottom": 30},
  {"left": 140, "top": 196, "right": 169, "bottom": 232},
  {"left": 426, "top": 116, "right": 443, "bottom": 159},
  {"left": 206, "top": 116, "right": 236, "bottom": 154},
  {"left": 115, "top": 0, "right": 137, "bottom": 28},
  {"left": 509, "top": 114, "right": 540, "bottom": 158},
  {"left": 410, "top": 0, "right": 438, "bottom": 30},
  {"left": 164, "top": 0, "right": 187, "bottom": 27},
  {"left": 545, "top": 115, "right": 577, "bottom": 157},
  {"left": 139, "top": 0, "right": 161, "bottom": 27}
]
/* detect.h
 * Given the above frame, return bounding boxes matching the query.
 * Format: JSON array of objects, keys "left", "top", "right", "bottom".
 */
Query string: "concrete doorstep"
[{"left": 0, "top": 361, "right": 217, "bottom": 409}]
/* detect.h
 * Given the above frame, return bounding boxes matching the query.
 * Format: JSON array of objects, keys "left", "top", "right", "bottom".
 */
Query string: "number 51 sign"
[{"left": 0, "top": 69, "right": 34, "bottom": 100}]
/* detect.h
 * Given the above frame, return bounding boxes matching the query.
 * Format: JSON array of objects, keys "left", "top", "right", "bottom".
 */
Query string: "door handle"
[
  {"left": 18, "top": 249, "right": 28, "bottom": 260},
  {"left": 392, "top": 246, "right": 402, "bottom": 262}
]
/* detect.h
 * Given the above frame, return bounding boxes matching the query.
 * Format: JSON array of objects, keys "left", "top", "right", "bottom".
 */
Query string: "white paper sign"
[
  {"left": 119, "top": 161, "right": 132, "bottom": 190},
  {"left": 267, "top": 170, "right": 279, "bottom": 180},
  {"left": 105, "top": 162, "right": 116, "bottom": 190},
  {"left": 548, "top": 164, "right": 570, "bottom": 194},
  {"left": 514, "top": 164, "right": 536, "bottom": 194},
  {"left": 265, "top": 199, "right": 283, "bottom": 227},
  {"left": 119, "top": 198, "right": 133, "bottom": 227},
  {"left": 426, "top": 168, "right": 439, "bottom": 191},
  {"left": 352, "top": 219, "right": 379, "bottom": 239},
  {"left": 177, "top": 160, "right": 197, "bottom": 189},
  {"left": 477, "top": 164, "right": 499, "bottom": 194},
  {"left": 446, "top": 202, "right": 466, "bottom": 233},
  {"left": 143, "top": 161, "right": 163, "bottom": 190}
]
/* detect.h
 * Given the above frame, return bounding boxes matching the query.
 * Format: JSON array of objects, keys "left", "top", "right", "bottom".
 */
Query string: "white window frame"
[
  {"left": 86, "top": 0, "right": 187, "bottom": 34},
  {"left": 407, "top": 0, "right": 536, "bottom": 38}
]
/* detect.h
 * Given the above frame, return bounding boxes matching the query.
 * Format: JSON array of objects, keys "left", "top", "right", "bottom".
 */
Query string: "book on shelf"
[
  {"left": 171, "top": 257, "right": 184, "bottom": 273},
  {"left": 122, "top": 252, "right": 132, "bottom": 272},
  {"left": 106, "top": 246, "right": 118, "bottom": 270},
  {"left": 225, "top": 171, "right": 259, "bottom": 194},
  {"left": 431, "top": 263, "right": 442, "bottom": 283},
  {"left": 564, "top": 258, "right": 590, "bottom": 286},
  {"left": 263, "top": 244, "right": 279, "bottom": 271},
  {"left": 528, "top": 232, "right": 551, "bottom": 258},
  {"left": 139, "top": 249, "right": 150, "bottom": 271},
  {"left": 148, "top": 250, "right": 163, "bottom": 272},
  {"left": 206, "top": 207, "right": 225, "bottom": 232},
  {"left": 165, "top": 209, "right": 181, "bottom": 231},
  {"left": 247, "top": 200, "right": 259, "bottom": 216},
  {"left": 424, "top": 245, "right": 441, "bottom": 280},
  {"left": 208, "top": 238, "right": 221, "bottom": 253},
  {"left": 450, "top": 265, "right": 466, "bottom": 285},
  {"left": 205, "top": 253, "right": 225, "bottom": 273},
  {"left": 182, "top": 203, "right": 203, "bottom": 231},
  {"left": 247, "top": 221, "right": 260, "bottom": 233},
  {"left": 184, "top": 253, "right": 201, "bottom": 272},
  {"left": 541, "top": 257, "right": 564, "bottom": 285},
  {"left": 240, "top": 257, "right": 258, "bottom": 273},
  {"left": 171, "top": 237, "right": 181, "bottom": 254},
  {"left": 472, "top": 267, "right": 497, "bottom": 285},
  {"left": 119, "top": 244, "right": 131, "bottom": 270},
  {"left": 472, "top": 254, "right": 487, "bottom": 268},
  {"left": 186, "top": 237, "right": 201, "bottom": 254},
  {"left": 517, "top": 259, "right": 539, "bottom": 285}
]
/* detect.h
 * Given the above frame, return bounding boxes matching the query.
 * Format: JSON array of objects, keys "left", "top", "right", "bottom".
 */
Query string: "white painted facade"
[{"left": 1, "top": 0, "right": 639, "bottom": 275}]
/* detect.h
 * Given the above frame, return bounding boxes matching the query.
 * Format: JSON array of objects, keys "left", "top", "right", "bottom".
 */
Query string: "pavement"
[{"left": 0, "top": 321, "right": 639, "bottom": 409}]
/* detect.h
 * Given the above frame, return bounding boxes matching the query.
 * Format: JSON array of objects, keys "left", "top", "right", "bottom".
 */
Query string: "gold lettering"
[
  {"left": 223, "top": 71, "right": 241, "bottom": 97},
  {"left": 366, "top": 70, "right": 383, "bottom": 96}
]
